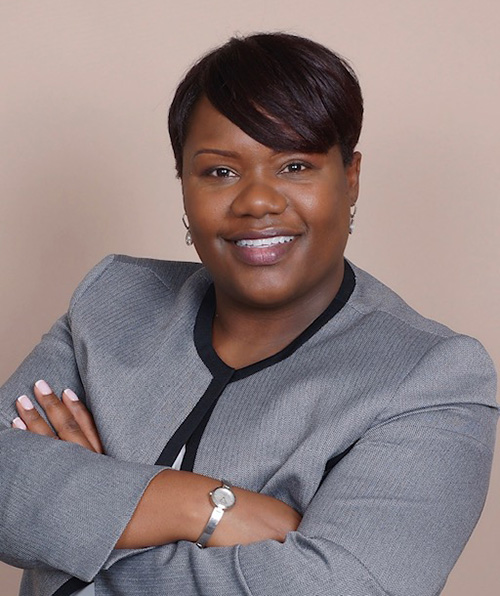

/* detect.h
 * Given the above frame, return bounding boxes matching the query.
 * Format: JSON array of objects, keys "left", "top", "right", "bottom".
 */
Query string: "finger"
[
  {"left": 33, "top": 380, "right": 95, "bottom": 451},
  {"left": 62, "top": 389, "right": 104, "bottom": 454},
  {"left": 12, "top": 416, "right": 27, "bottom": 430},
  {"left": 15, "top": 394, "right": 58, "bottom": 438}
]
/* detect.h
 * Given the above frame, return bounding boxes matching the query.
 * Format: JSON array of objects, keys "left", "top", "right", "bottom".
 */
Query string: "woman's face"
[{"left": 181, "top": 97, "right": 361, "bottom": 311}]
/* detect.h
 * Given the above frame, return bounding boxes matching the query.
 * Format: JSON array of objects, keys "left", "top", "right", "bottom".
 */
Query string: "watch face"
[{"left": 211, "top": 486, "right": 236, "bottom": 509}]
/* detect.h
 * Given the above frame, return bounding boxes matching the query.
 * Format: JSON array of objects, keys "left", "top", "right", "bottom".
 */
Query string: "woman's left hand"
[{"left": 12, "top": 380, "right": 104, "bottom": 453}]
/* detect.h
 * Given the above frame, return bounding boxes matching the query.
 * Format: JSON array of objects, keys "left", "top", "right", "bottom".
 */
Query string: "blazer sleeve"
[
  {"left": 98, "top": 334, "right": 498, "bottom": 596},
  {"left": 0, "top": 255, "right": 163, "bottom": 581}
]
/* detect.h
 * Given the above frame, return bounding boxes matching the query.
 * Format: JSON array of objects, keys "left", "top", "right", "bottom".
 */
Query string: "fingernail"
[
  {"left": 13, "top": 417, "right": 27, "bottom": 430},
  {"left": 17, "top": 395, "right": 34, "bottom": 410},
  {"left": 63, "top": 388, "right": 79, "bottom": 402},
  {"left": 35, "top": 380, "right": 52, "bottom": 395}
]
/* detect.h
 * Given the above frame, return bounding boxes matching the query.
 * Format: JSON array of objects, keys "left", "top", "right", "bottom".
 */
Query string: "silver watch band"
[
  {"left": 195, "top": 480, "right": 235, "bottom": 549},
  {"left": 195, "top": 505, "right": 224, "bottom": 548}
]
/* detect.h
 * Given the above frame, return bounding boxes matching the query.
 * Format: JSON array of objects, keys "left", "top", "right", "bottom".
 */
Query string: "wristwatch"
[{"left": 195, "top": 479, "right": 236, "bottom": 548}]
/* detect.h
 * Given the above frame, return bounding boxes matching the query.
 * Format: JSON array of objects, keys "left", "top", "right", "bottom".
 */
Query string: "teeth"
[{"left": 235, "top": 236, "right": 295, "bottom": 247}]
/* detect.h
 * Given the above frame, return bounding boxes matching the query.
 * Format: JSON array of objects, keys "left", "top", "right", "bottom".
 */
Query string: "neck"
[{"left": 211, "top": 267, "right": 346, "bottom": 369}]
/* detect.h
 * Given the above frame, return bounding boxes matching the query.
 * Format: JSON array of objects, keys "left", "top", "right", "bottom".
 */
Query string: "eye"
[
  {"left": 206, "top": 167, "right": 237, "bottom": 178},
  {"left": 280, "top": 162, "right": 310, "bottom": 174}
]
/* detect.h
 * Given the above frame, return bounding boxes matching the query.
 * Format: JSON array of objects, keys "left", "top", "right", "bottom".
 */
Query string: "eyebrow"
[{"left": 193, "top": 148, "right": 240, "bottom": 159}]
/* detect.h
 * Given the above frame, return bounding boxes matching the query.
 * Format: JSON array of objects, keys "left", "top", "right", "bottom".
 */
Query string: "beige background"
[{"left": 1, "top": 1, "right": 499, "bottom": 594}]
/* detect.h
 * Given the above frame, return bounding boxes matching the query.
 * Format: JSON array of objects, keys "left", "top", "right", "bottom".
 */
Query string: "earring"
[
  {"left": 349, "top": 204, "right": 357, "bottom": 235},
  {"left": 182, "top": 213, "right": 193, "bottom": 246}
]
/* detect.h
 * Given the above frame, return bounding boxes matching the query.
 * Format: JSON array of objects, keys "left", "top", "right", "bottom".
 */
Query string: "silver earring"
[
  {"left": 182, "top": 213, "right": 193, "bottom": 246},
  {"left": 349, "top": 204, "right": 357, "bottom": 235}
]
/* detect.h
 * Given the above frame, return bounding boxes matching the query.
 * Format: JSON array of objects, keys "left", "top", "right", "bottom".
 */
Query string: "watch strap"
[
  {"left": 195, "top": 505, "right": 224, "bottom": 548},
  {"left": 195, "top": 480, "right": 235, "bottom": 548}
]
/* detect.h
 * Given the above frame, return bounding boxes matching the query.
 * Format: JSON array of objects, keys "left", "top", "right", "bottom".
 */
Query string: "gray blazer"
[{"left": 0, "top": 255, "right": 497, "bottom": 596}]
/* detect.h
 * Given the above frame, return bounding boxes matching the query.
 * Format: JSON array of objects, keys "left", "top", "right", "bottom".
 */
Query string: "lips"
[{"left": 227, "top": 231, "right": 299, "bottom": 266}]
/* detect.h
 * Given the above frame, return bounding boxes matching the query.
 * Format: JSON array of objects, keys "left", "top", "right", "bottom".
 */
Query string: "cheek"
[
  {"left": 188, "top": 205, "right": 225, "bottom": 241},
  {"left": 183, "top": 179, "right": 232, "bottom": 224},
  {"left": 183, "top": 200, "right": 228, "bottom": 260},
  {"left": 300, "top": 188, "right": 350, "bottom": 233},
  {"left": 183, "top": 188, "right": 214, "bottom": 230}
]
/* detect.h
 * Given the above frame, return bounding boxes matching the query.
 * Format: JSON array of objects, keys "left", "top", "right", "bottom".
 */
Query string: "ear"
[{"left": 346, "top": 151, "right": 361, "bottom": 204}]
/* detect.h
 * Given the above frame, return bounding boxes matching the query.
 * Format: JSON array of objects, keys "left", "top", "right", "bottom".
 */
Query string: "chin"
[{"left": 233, "top": 278, "right": 305, "bottom": 310}]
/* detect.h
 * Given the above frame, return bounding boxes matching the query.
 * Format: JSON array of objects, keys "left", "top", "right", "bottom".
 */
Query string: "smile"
[
  {"left": 234, "top": 236, "right": 295, "bottom": 248},
  {"left": 230, "top": 234, "right": 298, "bottom": 266}
]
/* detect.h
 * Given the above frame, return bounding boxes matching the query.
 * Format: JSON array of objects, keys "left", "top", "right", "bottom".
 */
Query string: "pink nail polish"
[
  {"left": 35, "top": 380, "right": 52, "bottom": 396},
  {"left": 63, "top": 388, "right": 79, "bottom": 402},
  {"left": 17, "top": 395, "right": 34, "bottom": 410},
  {"left": 13, "top": 417, "right": 27, "bottom": 430}
]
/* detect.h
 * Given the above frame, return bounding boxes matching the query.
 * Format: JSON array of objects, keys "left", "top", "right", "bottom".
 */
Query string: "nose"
[{"left": 230, "top": 181, "right": 287, "bottom": 219}]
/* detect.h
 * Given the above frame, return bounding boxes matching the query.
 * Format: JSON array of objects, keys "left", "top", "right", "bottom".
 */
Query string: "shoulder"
[
  {"left": 348, "top": 262, "right": 454, "bottom": 338},
  {"left": 346, "top": 262, "right": 490, "bottom": 358},
  {"left": 65, "top": 255, "right": 211, "bottom": 335},
  {"left": 68, "top": 254, "right": 206, "bottom": 309},
  {"left": 345, "top": 261, "right": 497, "bottom": 411},
  {"left": 62, "top": 255, "right": 212, "bottom": 365},
  {"left": 112, "top": 254, "right": 204, "bottom": 285}
]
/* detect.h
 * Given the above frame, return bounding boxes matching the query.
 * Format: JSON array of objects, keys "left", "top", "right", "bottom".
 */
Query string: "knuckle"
[
  {"left": 23, "top": 408, "right": 42, "bottom": 422},
  {"left": 61, "top": 418, "right": 81, "bottom": 434},
  {"left": 42, "top": 394, "right": 61, "bottom": 410}
]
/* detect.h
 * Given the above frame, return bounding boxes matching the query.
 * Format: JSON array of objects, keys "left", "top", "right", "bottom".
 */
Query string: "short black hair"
[{"left": 168, "top": 32, "right": 363, "bottom": 177}]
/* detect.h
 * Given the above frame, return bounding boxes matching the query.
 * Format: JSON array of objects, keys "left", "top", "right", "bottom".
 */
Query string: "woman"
[{"left": 1, "top": 33, "right": 497, "bottom": 596}]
